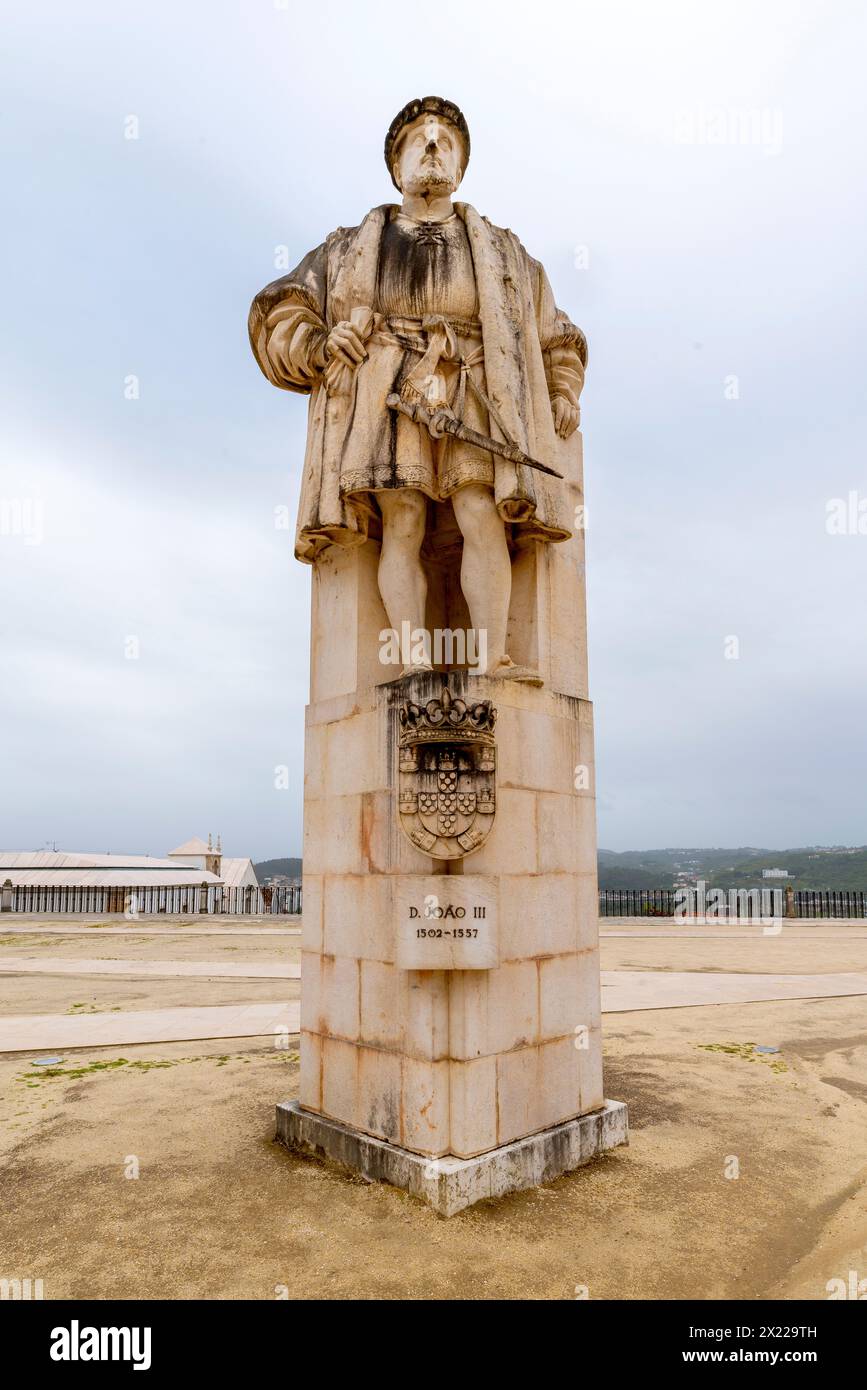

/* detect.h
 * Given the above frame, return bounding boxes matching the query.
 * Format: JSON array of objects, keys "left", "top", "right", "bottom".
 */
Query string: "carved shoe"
[
  {"left": 487, "top": 657, "right": 544, "bottom": 687},
  {"left": 387, "top": 660, "right": 435, "bottom": 682}
]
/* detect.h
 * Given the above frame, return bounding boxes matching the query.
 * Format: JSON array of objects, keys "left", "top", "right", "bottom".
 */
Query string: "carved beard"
[{"left": 404, "top": 157, "right": 455, "bottom": 194}]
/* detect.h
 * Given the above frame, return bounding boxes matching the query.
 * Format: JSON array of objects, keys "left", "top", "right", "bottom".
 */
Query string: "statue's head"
[{"left": 385, "top": 96, "right": 470, "bottom": 196}]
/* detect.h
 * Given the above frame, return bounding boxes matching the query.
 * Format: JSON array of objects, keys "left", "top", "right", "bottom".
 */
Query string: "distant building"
[
  {"left": 166, "top": 835, "right": 258, "bottom": 888},
  {"left": 0, "top": 850, "right": 221, "bottom": 889},
  {"left": 762, "top": 868, "right": 790, "bottom": 878},
  {"left": 0, "top": 834, "right": 258, "bottom": 890}
]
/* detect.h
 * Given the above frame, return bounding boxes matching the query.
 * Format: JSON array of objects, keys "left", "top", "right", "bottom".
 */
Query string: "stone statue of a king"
[
  {"left": 249, "top": 95, "right": 587, "bottom": 682},
  {"left": 251, "top": 97, "right": 626, "bottom": 1215}
]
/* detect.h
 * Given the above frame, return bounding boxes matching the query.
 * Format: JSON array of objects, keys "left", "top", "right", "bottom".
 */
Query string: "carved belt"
[
  {"left": 324, "top": 309, "right": 483, "bottom": 415},
  {"left": 379, "top": 313, "right": 482, "bottom": 347},
  {"left": 373, "top": 313, "right": 487, "bottom": 422}
]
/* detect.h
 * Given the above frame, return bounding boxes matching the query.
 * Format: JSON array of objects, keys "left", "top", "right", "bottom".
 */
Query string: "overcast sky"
[{"left": 1, "top": 0, "right": 865, "bottom": 859}]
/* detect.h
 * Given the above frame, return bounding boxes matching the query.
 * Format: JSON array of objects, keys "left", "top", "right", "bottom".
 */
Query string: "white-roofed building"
[
  {"left": 0, "top": 850, "right": 222, "bottom": 888},
  {"left": 166, "top": 834, "right": 258, "bottom": 889},
  {"left": 0, "top": 840, "right": 295, "bottom": 918},
  {"left": 168, "top": 836, "right": 212, "bottom": 859},
  {"left": 0, "top": 837, "right": 258, "bottom": 890}
]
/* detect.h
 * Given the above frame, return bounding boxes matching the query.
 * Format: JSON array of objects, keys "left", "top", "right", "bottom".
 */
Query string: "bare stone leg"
[
  {"left": 378, "top": 488, "right": 431, "bottom": 674},
  {"left": 451, "top": 483, "right": 513, "bottom": 675}
]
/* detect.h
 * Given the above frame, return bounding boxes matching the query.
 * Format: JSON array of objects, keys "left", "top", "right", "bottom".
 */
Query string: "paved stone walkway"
[
  {"left": 0, "top": 1002, "right": 300, "bottom": 1052},
  {"left": 0, "top": 957, "right": 300, "bottom": 980},
  {"left": 3, "top": 969, "right": 867, "bottom": 1053},
  {"left": 601, "top": 969, "right": 867, "bottom": 1012}
]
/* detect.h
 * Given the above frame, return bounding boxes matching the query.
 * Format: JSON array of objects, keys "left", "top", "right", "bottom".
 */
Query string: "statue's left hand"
[{"left": 551, "top": 395, "right": 579, "bottom": 440}]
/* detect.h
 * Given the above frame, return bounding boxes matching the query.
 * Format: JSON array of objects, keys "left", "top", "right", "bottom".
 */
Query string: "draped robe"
[{"left": 248, "top": 202, "right": 587, "bottom": 563}]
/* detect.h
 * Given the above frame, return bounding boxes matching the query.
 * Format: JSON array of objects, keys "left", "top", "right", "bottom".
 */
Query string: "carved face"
[{"left": 393, "top": 114, "right": 465, "bottom": 196}]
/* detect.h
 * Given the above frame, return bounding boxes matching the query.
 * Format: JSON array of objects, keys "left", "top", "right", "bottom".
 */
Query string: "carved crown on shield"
[
  {"left": 398, "top": 686, "right": 497, "bottom": 748},
  {"left": 397, "top": 686, "right": 497, "bottom": 860}
]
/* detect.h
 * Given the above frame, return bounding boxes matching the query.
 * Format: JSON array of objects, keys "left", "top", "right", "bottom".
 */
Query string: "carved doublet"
[{"left": 375, "top": 211, "right": 479, "bottom": 322}]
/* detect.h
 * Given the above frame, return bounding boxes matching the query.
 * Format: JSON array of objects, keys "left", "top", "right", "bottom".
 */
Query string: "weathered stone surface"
[
  {"left": 394, "top": 873, "right": 499, "bottom": 969},
  {"left": 252, "top": 96, "right": 627, "bottom": 1205},
  {"left": 276, "top": 1098, "right": 628, "bottom": 1217},
  {"left": 295, "top": 672, "right": 620, "bottom": 1162}
]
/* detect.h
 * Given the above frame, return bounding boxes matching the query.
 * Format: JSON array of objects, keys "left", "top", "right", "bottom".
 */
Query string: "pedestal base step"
[{"left": 275, "top": 1098, "right": 628, "bottom": 1217}]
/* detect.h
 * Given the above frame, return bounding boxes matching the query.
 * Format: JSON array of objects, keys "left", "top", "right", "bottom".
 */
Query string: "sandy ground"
[
  {"left": 0, "top": 974, "right": 299, "bottom": 1018},
  {"left": 600, "top": 927, "right": 867, "bottom": 977},
  {"left": 0, "top": 930, "right": 298, "bottom": 963},
  {"left": 1, "top": 917, "right": 865, "bottom": 1300}
]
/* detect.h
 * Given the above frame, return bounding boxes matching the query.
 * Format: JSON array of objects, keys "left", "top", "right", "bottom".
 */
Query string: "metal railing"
[
  {"left": 0, "top": 882, "right": 301, "bottom": 916},
  {"left": 794, "top": 889, "right": 867, "bottom": 919},
  {"left": 599, "top": 887, "right": 867, "bottom": 919},
  {"left": 7, "top": 880, "right": 864, "bottom": 921}
]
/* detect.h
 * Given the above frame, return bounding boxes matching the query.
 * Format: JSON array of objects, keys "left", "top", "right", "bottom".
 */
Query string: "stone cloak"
[{"left": 248, "top": 203, "right": 586, "bottom": 563}]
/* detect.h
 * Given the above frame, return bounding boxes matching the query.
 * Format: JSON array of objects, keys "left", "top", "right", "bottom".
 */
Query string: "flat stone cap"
[{"left": 384, "top": 95, "right": 470, "bottom": 189}]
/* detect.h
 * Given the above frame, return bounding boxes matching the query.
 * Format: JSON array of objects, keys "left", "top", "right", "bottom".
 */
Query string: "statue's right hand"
[{"left": 325, "top": 321, "right": 368, "bottom": 368}]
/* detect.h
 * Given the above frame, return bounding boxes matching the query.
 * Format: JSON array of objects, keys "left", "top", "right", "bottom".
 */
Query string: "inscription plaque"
[{"left": 395, "top": 874, "right": 499, "bottom": 970}]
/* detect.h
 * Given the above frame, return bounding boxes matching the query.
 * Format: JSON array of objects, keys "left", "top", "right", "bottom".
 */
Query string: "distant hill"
[
  {"left": 705, "top": 848, "right": 867, "bottom": 892},
  {"left": 597, "top": 847, "right": 768, "bottom": 889},
  {"left": 258, "top": 847, "right": 867, "bottom": 891},
  {"left": 253, "top": 857, "right": 302, "bottom": 882},
  {"left": 598, "top": 846, "right": 867, "bottom": 891}
]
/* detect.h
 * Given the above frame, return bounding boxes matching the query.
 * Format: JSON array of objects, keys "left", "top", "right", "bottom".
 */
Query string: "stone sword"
[{"left": 385, "top": 392, "right": 564, "bottom": 479}]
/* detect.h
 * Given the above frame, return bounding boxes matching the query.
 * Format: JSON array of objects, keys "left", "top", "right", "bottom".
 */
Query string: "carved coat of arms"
[{"left": 398, "top": 686, "right": 497, "bottom": 860}]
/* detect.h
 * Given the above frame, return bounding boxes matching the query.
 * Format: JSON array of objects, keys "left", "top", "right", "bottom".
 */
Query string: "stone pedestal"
[
  {"left": 278, "top": 428, "right": 627, "bottom": 1209},
  {"left": 278, "top": 1097, "right": 628, "bottom": 1217}
]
